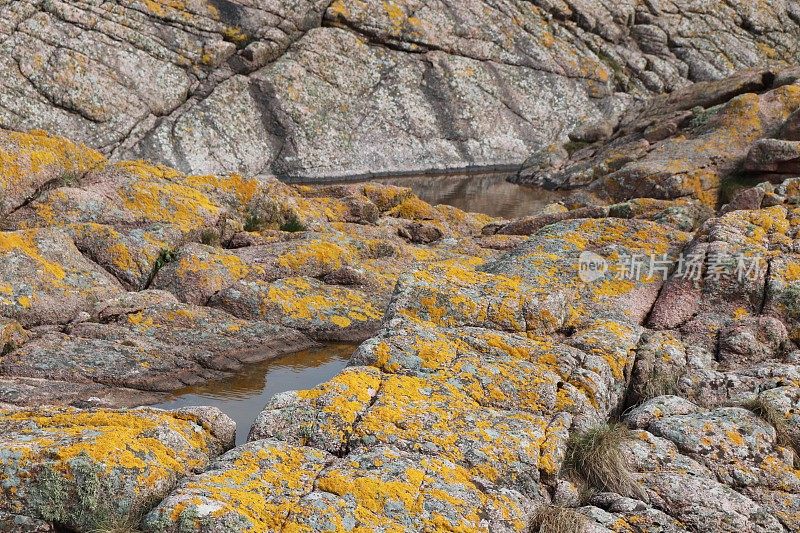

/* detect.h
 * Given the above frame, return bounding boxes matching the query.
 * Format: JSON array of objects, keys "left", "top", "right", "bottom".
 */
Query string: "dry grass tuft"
[
  {"left": 530, "top": 505, "right": 587, "bottom": 533},
  {"left": 640, "top": 369, "right": 682, "bottom": 401},
  {"left": 564, "top": 422, "right": 644, "bottom": 499}
]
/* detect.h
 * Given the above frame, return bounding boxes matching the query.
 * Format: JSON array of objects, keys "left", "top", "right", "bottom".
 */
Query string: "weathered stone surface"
[
  {"left": 517, "top": 71, "right": 800, "bottom": 208},
  {"left": 0, "top": 227, "right": 124, "bottom": 327},
  {"left": 0, "top": 406, "right": 233, "bottom": 532},
  {"left": 2, "top": 0, "right": 797, "bottom": 178}
]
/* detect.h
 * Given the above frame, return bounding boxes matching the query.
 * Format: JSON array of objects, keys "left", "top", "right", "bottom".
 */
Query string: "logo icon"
[{"left": 578, "top": 251, "right": 608, "bottom": 282}]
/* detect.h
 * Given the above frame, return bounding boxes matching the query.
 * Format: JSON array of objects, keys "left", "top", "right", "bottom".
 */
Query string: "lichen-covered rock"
[
  {"left": 3, "top": 0, "right": 795, "bottom": 178},
  {"left": 211, "top": 277, "right": 385, "bottom": 341},
  {"left": 518, "top": 71, "right": 800, "bottom": 208},
  {"left": 143, "top": 439, "right": 334, "bottom": 533},
  {"left": 0, "top": 406, "right": 234, "bottom": 532},
  {"left": 0, "top": 128, "right": 503, "bottom": 411},
  {"left": 0, "top": 129, "right": 105, "bottom": 217},
  {"left": 0, "top": 227, "right": 123, "bottom": 327}
]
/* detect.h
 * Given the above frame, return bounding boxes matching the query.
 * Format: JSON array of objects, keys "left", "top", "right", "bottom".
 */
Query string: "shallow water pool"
[
  {"left": 153, "top": 343, "right": 355, "bottom": 445},
  {"left": 363, "top": 172, "right": 566, "bottom": 219}
]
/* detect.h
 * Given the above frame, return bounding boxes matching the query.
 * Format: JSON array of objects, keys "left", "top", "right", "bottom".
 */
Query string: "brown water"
[
  {"left": 154, "top": 344, "right": 355, "bottom": 445},
  {"left": 367, "top": 172, "right": 567, "bottom": 219}
]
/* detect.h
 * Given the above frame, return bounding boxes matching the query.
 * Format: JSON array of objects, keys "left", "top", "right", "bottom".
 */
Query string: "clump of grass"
[
  {"left": 280, "top": 214, "right": 306, "bottom": 233},
  {"left": 155, "top": 249, "right": 177, "bottom": 270},
  {"left": 530, "top": 505, "right": 587, "bottom": 533},
  {"left": 199, "top": 229, "right": 220, "bottom": 247},
  {"left": 244, "top": 211, "right": 267, "bottom": 232},
  {"left": 640, "top": 369, "right": 683, "bottom": 401},
  {"left": 86, "top": 513, "right": 145, "bottom": 533},
  {"left": 564, "top": 423, "right": 644, "bottom": 499},
  {"left": 742, "top": 396, "right": 799, "bottom": 466}
]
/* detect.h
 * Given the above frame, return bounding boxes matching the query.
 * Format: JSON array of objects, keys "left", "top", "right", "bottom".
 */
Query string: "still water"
[
  {"left": 367, "top": 172, "right": 566, "bottom": 219},
  {"left": 154, "top": 344, "right": 355, "bottom": 445}
]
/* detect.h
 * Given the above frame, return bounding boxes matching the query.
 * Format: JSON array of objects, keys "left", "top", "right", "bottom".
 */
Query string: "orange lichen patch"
[
  {"left": 305, "top": 447, "right": 523, "bottom": 531},
  {"left": 118, "top": 186, "right": 220, "bottom": 232},
  {"left": 593, "top": 279, "right": 636, "bottom": 298},
  {"left": 575, "top": 320, "right": 636, "bottom": 381},
  {"left": 276, "top": 241, "right": 355, "bottom": 272},
  {"left": 265, "top": 277, "right": 382, "bottom": 326},
  {"left": 223, "top": 26, "right": 249, "bottom": 43},
  {"left": 0, "top": 129, "right": 105, "bottom": 191},
  {"left": 175, "top": 250, "right": 258, "bottom": 290},
  {"left": 184, "top": 173, "right": 259, "bottom": 207},
  {"left": 142, "top": 0, "right": 222, "bottom": 22},
  {"left": 354, "top": 373, "right": 549, "bottom": 485},
  {"left": 164, "top": 442, "right": 330, "bottom": 532},
  {"left": 297, "top": 367, "right": 382, "bottom": 446},
  {"left": 361, "top": 182, "right": 412, "bottom": 210},
  {"left": 0, "top": 230, "right": 67, "bottom": 281},
  {"left": 386, "top": 196, "right": 441, "bottom": 220}
]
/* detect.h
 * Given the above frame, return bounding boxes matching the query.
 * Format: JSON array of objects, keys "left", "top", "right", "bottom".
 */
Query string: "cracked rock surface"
[
  {"left": 3, "top": 3, "right": 800, "bottom": 532},
  {"left": 1, "top": 0, "right": 798, "bottom": 179}
]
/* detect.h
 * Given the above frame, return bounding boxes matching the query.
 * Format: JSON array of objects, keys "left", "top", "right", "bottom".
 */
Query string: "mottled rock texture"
[
  {"left": 1, "top": 0, "right": 798, "bottom": 179},
  {"left": 2, "top": 3, "right": 800, "bottom": 530},
  {"left": 0, "top": 128, "right": 506, "bottom": 411}
]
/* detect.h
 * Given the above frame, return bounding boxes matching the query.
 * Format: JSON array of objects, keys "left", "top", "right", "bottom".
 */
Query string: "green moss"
[
  {"left": 689, "top": 104, "right": 722, "bottom": 129},
  {"left": 155, "top": 249, "right": 177, "bottom": 270},
  {"left": 280, "top": 215, "right": 306, "bottom": 233}
]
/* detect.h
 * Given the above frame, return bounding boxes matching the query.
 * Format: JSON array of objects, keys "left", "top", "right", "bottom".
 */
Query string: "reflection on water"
[
  {"left": 154, "top": 343, "right": 355, "bottom": 445},
  {"left": 371, "top": 172, "right": 567, "bottom": 219}
]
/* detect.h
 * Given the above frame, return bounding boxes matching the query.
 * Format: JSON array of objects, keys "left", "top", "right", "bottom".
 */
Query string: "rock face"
[
  {"left": 1, "top": 1, "right": 798, "bottom": 179},
  {"left": 3, "top": 4, "right": 800, "bottom": 531}
]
